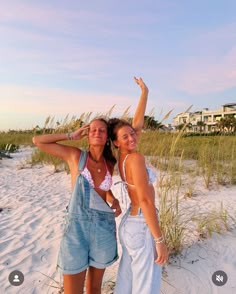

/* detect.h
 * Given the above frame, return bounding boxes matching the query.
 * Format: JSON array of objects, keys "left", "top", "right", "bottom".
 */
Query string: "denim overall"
[{"left": 57, "top": 151, "right": 118, "bottom": 274}]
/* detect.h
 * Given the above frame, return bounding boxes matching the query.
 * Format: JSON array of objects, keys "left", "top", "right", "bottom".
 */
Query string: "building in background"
[{"left": 173, "top": 103, "right": 236, "bottom": 132}]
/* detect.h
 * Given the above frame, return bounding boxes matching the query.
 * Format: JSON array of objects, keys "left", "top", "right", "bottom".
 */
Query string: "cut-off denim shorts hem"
[
  {"left": 57, "top": 254, "right": 119, "bottom": 275},
  {"left": 57, "top": 263, "right": 88, "bottom": 275},
  {"left": 90, "top": 254, "right": 119, "bottom": 269}
]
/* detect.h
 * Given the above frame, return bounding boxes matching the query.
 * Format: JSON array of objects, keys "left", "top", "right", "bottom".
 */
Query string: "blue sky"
[{"left": 0, "top": 0, "right": 236, "bottom": 130}]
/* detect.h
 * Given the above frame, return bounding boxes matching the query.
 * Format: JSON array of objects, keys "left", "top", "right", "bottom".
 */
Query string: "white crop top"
[{"left": 81, "top": 154, "right": 112, "bottom": 191}]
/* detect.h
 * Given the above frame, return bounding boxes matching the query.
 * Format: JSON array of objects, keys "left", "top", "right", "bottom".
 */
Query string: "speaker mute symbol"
[{"left": 212, "top": 270, "right": 227, "bottom": 286}]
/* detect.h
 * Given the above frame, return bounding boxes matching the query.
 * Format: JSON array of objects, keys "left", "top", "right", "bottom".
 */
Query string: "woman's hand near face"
[{"left": 71, "top": 124, "right": 90, "bottom": 140}]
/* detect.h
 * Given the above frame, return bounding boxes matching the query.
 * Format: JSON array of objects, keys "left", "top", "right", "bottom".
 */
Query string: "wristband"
[
  {"left": 66, "top": 132, "right": 73, "bottom": 140},
  {"left": 154, "top": 236, "right": 165, "bottom": 244}
]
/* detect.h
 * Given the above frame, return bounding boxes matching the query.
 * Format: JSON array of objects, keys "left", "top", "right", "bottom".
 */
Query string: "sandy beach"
[{"left": 0, "top": 147, "right": 236, "bottom": 294}]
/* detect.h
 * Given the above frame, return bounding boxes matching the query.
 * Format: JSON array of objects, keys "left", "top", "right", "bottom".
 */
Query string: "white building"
[{"left": 173, "top": 103, "right": 236, "bottom": 132}]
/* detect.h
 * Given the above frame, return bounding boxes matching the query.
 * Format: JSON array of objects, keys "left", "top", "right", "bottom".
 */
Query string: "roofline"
[{"left": 222, "top": 103, "right": 236, "bottom": 107}]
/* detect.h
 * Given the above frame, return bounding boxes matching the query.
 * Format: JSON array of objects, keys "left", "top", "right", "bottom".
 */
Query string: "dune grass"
[
  {"left": 139, "top": 131, "right": 236, "bottom": 187},
  {"left": 1, "top": 114, "right": 236, "bottom": 255},
  {"left": 0, "top": 132, "right": 33, "bottom": 149},
  {"left": 140, "top": 128, "right": 235, "bottom": 254}
]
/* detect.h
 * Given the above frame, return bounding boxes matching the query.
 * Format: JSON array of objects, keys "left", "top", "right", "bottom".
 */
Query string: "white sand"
[{"left": 0, "top": 147, "right": 236, "bottom": 294}]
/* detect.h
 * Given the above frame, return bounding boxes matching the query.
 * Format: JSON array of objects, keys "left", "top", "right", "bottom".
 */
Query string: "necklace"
[{"left": 89, "top": 152, "right": 103, "bottom": 173}]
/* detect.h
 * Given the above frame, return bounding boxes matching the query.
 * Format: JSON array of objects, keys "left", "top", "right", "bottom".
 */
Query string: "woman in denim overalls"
[
  {"left": 33, "top": 118, "right": 121, "bottom": 294},
  {"left": 108, "top": 77, "right": 169, "bottom": 294}
]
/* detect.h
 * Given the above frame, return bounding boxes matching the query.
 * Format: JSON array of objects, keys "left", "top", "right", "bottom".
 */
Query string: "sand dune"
[{"left": 0, "top": 147, "right": 236, "bottom": 294}]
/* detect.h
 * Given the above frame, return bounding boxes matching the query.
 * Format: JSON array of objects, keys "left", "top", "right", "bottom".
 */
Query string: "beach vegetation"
[
  {"left": 1, "top": 113, "right": 236, "bottom": 256},
  {"left": 193, "top": 203, "right": 230, "bottom": 238}
]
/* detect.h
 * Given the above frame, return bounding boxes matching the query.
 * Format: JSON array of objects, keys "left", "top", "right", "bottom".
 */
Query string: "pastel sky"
[{"left": 1, "top": 0, "right": 236, "bottom": 130}]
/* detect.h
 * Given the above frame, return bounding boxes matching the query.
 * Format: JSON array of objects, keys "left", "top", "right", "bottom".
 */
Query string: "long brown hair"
[
  {"left": 108, "top": 118, "right": 135, "bottom": 147},
  {"left": 90, "top": 117, "right": 117, "bottom": 165}
]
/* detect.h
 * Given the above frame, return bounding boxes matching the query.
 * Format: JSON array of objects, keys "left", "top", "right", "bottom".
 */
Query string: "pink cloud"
[
  {"left": 0, "top": 84, "right": 134, "bottom": 116},
  {"left": 176, "top": 45, "right": 236, "bottom": 95},
  {"left": 175, "top": 23, "right": 236, "bottom": 94}
]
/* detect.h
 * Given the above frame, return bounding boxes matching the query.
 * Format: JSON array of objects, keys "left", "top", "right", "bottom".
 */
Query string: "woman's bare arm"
[
  {"left": 32, "top": 125, "right": 89, "bottom": 162},
  {"left": 32, "top": 132, "right": 78, "bottom": 163},
  {"left": 127, "top": 153, "right": 168, "bottom": 264},
  {"left": 132, "top": 77, "right": 149, "bottom": 137}
]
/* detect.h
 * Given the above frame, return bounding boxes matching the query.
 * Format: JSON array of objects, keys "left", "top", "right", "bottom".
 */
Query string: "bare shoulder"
[
  {"left": 126, "top": 152, "right": 147, "bottom": 181},
  {"left": 64, "top": 146, "right": 82, "bottom": 165},
  {"left": 127, "top": 152, "right": 145, "bottom": 165}
]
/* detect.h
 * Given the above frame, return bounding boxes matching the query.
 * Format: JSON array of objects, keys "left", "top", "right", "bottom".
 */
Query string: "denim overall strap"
[
  {"left": 78, "top": 150, "right": 87, "bottom": 171},
  {"left": 68, "top": 150, "right": 114, "bottom": 214},
  {"left": 66, "top": 150, "right": 89, "bottom": 214},
  {"left": 78, "top": 150, "right": 113, "bottom": 213}
]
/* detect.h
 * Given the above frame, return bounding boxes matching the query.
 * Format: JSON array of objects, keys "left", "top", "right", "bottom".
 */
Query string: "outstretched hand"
[
  {"left": 134, "top": 77, "right": 149, "bottom": 93},
  {"left": 71, "top": 124, "right": 90, "bottom": 140}
]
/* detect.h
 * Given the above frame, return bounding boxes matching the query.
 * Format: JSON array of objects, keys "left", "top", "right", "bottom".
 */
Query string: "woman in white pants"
[{"left": 108, "top": 77, "right": 168, "bottom": 294}]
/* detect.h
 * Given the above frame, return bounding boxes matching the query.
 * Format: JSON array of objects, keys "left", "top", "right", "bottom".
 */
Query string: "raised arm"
[
  {"left": 132, "top": 77, "right": 149, "bottom": 137},
  {"left": 32, "top": 124, "right": 89, "bottom": 163}
]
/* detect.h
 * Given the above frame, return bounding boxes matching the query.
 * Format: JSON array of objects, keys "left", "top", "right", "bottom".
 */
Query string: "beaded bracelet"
[
  {"left": 66, "top": 132, "right": 73, "bottom": 140},
  {"left": 154, "top": 236, "right": 165, "bottom": 244}
]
